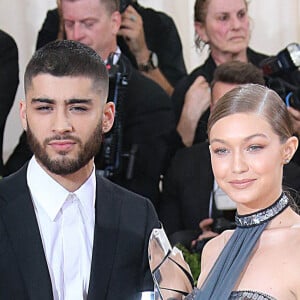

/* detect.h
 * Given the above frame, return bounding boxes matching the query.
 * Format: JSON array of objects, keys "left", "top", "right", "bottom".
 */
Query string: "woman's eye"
[
  {"left": 214, "top": 148, "right": 229, "bottom": 155},
  {"left": 238, "top": 10, "right": 247, "bottom": 19},
  {"left": 247, "top": 145, "right": 263, "bottom": 152},
  {"left": 218, "top": 14, "right": 229, "bottom": 21}
]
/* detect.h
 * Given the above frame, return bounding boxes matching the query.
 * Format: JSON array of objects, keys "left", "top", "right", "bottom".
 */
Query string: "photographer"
[
  {"left": 35, "top": 0, "right": 186, "bottom": 96},
  {"left": 159, "top": 61, "right": 300, "bottom": 253},
  {"left": 117, "top": 0, "right": 186, "bottom": 95}
]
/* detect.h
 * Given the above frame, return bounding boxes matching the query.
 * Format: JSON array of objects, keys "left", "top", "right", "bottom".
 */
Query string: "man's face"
[
  {"left": 21, "top": 74, "right": 114, "bottom": 176},
  {"left": 62, "top": 0, "right": 121, "bottom": 60},
  {"left": 211, "top": 81, "right": 239, "bottom": 108}
]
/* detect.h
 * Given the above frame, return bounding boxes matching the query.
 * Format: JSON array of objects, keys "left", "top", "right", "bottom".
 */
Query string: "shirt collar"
[
  {"left": 104, "top": 46, "right": 121, "bottom": 65},
  {"left": 27, "top": 156, "right": 96, "bottom": 222}
]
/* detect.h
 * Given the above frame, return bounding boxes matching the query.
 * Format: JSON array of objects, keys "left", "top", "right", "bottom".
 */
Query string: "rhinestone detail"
[{"left": 235, "top": 193, "right": 289, "bottom": 228}]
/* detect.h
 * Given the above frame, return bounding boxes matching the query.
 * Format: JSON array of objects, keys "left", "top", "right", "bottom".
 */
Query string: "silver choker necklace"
[{"left": 235, "top": 193, "right": 289, "bottom": 227}]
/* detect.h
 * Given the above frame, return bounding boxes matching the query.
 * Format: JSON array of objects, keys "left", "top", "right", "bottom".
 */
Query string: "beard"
[{"left": 26, "top": 121, "right": 103, "bottom": 175}]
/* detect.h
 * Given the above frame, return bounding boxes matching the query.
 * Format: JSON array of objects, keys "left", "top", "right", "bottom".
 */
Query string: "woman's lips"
[{"left": 229, "top": 178, "right": 256, "bottom": 189}]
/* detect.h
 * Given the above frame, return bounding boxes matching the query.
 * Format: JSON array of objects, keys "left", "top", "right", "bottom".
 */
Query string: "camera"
[
  {"left": 265, "top": 76, "right": 300, "bottom": 110},
  {"left": 260, "top": 43, "right": 300, "bottom": 110},
  {"left": 120, "top": 0, "right": 133, "bottom": 13}
]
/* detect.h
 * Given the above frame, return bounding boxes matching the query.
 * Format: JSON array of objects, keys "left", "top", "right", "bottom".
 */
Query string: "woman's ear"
[
  {"left": 283, "top": 136, "right": 298, "bottom": 164},
  {"left": 194, "top": 21, "right": 209, "bottom": 43}
]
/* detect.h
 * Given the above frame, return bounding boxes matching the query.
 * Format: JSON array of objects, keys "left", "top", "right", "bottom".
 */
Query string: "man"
[
  {"left": 0, "top": 40, "right": 159, "bottom": 299},
  {"left": 118, "top": 0, "right": 186, "bottom": 95},
  {"left": 0, "top": 29, "right": 19, "bottom": 176},
  {"left": 35, "top": 0, "right": 186, "bottom": 95},
  {"left": 5, "top": 0, "right": 175, "bottom": 208},
  {"left": 159, "top": 61, "right": 300, "bottom": 248}
]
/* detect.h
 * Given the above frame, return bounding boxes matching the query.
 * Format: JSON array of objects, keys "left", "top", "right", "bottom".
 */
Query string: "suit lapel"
[
  {"left": 87, "top": 175, "right": 122, "bottom": 300},
  {"left": 0, "top": 166, "right": 53, "bottom": 300}
]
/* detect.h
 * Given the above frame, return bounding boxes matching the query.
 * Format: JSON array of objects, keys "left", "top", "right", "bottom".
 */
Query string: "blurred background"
[{"left": 1, "top": 0, "right": 300, "bottom": 162}]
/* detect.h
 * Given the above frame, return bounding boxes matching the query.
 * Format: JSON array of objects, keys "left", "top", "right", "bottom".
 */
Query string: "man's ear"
[
  {"left": 19, "top": 100, "right": 27, "bottom": 131},
  {"left": 282, "top": 136, "right": 298, "bottom": 164},
  {"left": 111, "top": 10, "right": 122, "bottom": 34},
  {"left": 194, "top": 21, "right": 209, "bottom": 44},
  {"left": 102, "top": 101, "right": 115, "bottom": 133}
]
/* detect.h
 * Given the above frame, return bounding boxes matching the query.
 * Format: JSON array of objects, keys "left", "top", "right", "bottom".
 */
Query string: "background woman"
[{"left": 174, "top": 0, "right": 268, "bottom": 147}]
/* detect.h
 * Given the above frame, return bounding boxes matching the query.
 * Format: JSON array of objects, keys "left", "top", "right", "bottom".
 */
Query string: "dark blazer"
[
  {"left": 0, "top": 164, "right": 160, "bottom": 299},
  {"left": 159, "top": 141, "right": 300, "bottom": 238},
  {"left": 0, "top": 30, "right": 19, "bottom": 175}
]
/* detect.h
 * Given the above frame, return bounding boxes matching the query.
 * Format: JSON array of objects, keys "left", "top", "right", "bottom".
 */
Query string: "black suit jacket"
[
  {"left": 159, "top": 141, "right": 300, "bottom": 238},
  {"left": 0, "top": 30, "right": 19, "bottom": 175},
  {"left": 0, "top": 164, "right": 160, "bottom": 299}
]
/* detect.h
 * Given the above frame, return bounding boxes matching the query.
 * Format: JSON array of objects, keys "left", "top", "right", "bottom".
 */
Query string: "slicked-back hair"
[
  {"left": 24, "top": 40, "right": 109, "bottom": 101},
  {"left": 211, "top": 61, "right": 265, "bottom": 88},
  {"left": 208, "top": 84, "right": 294, "bottom": 144}
]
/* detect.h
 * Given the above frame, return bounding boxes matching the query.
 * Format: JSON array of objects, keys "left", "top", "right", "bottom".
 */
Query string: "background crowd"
[{"left": 1, "top": 0, "right": 300, "bottom": 248}]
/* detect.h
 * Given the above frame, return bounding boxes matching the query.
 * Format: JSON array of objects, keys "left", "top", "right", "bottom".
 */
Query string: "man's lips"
[
  {"left": 228, "top": 178, "right": 256, "bottom": 189},
  {"left": 48, "top": 140, "right": 76, "bottom": 152}
]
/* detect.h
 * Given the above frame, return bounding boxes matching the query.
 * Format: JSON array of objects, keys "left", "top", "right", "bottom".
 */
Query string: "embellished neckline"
[{"left": 235, "top": 193, "right": 289, "bottom": 227}]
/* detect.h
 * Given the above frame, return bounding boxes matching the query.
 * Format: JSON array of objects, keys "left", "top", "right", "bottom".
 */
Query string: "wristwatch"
[{"left": 138, "top": 51, "right": 158, "bottom": 72}]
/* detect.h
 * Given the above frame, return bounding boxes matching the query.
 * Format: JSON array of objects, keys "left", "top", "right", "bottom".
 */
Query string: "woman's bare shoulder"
[{"left": 197, "top": 229, "right": 234, "bottom": 287}]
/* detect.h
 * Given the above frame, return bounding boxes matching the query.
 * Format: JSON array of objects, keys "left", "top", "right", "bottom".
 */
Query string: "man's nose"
[
  {"left": 52, "top": 111, "right": 73, "bottom": 134},
  {"left": 72, "top": 23, "right": 85, "bottom": 41}
]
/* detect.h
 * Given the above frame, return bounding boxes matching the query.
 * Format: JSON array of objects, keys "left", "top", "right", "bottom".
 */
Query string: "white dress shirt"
[{"left": 27, "top": 156, "right": 96, "bottom": 300}]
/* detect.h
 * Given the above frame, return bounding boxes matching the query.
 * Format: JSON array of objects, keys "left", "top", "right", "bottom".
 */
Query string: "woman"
[
  {"left": 174, "top": 0, "right": 268, "bottom": 146},
  {"left": 186, "top": 84, "right": 300, "bottom": 299}
]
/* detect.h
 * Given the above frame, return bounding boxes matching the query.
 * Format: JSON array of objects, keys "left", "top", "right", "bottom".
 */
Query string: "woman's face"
[
  {"left": 209, "top": 113, "right": 292, "bottom": 214},
  {"left": 196, "top": 0, "right": 250, "bottom": 58}
]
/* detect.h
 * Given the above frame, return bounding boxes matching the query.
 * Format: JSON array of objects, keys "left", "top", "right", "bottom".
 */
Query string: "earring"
[{"left": 285, "top": 159, "right": 290, "bottom": 164}]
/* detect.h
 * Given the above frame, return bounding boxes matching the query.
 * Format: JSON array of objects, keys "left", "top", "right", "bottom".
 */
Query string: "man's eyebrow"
[
  {"left": 30, "top": 98, "right": 93, "bottom": 104},
  {"left": 31, "top": 98, "right": 54, "bottom": 104},
  {"left": 66, "top": 99, "right": 93, "bottom": 105}
]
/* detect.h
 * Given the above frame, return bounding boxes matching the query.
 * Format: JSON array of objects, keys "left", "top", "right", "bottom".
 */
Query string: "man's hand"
[
  {"left": 191, "top": 218, "right": 219, "bottom": 249},
  {"left": 118, "top": 5, "right": 149, "bottom": 64},
  {"left": 288, "top": 106, "right": 300, "bottom": 136}
]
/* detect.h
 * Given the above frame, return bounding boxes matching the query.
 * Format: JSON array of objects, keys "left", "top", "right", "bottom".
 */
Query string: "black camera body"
[
  {"left": 260, "top": 43, "right": 300, "bottom": 110},
  {"left": 120, "top": 0, "right": 133, "bottom": 12}
]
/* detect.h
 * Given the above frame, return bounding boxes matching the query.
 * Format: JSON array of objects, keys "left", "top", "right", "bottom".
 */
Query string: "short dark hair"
[
  {"left": 211, "top": 61, "right": 265, "bottom": 88},
  {"left": 24, "top": 40, "right": 109, "bottom": 101}
]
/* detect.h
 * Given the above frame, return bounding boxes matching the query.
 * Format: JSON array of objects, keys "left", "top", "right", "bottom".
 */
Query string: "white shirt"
[{"left": 27, "top": 156, "right": 96, "bottom": 300}]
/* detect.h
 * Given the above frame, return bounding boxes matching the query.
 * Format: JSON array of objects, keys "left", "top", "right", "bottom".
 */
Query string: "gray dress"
[{"left": 185, "top": 194, "right": 288, "bottom": 300}]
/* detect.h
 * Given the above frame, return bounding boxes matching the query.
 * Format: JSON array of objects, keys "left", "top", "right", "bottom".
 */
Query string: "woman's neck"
[{"left": 211, "top": 50, "right": 248, "bottom": 66}]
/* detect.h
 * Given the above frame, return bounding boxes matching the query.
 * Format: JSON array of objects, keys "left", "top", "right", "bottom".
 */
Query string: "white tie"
[{"left": 62, "top": 193, "right": 82, "bottom": 299}]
